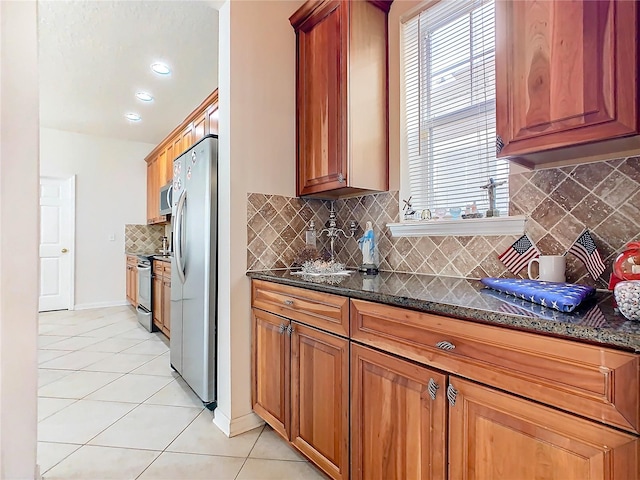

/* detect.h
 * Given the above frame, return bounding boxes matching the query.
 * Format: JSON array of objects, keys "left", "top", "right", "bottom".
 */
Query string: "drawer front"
[
  {"left": 126, "top": 255, "right": 137, "bottom": 266},
  {"left": 163, "top": 264, "right": 171, "bottom": 276},
  {"left": 153, "top": 262, "right": 163, "bottom": 275},
  {"left": 351, "top": 299, "right": 640, "bottom": 434},
  {"left": 252, "top": 280, "right": 349, "bottom": 337}
]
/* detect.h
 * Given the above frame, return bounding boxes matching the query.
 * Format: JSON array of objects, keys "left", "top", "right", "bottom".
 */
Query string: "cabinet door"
[
  {"left": 449, "top": 377, "right": 639, "bottom": 480},
  {"left": 158, "top": 149, "right": 168, "bottom": 187},
  {"left": 193, "top": 112, "right": 206, "bottom": 142},
  {"left": 496, "top": 0, "right": 639, "bottom": 160},
  {"left": 181, "top": 125, "right": 193, "bottom": 152},
  {"left": 133, "top": 266, "right": 138, "bottom": 306},
  {"left": 295, "top": 1, "right": 348, "bottom": 196},
  {"left": 252, "top": 309, "right": 290, "bottom": 439},
  {"left": 152, "top": 273, "right": 163, "bottom": 330},
  {"left": 290, "top": 322, "right": 349, "bottom": 480},
  {"left": 162, "top": 276, "right": 171, "bottom": 337},
  {"left": 351, "top": 343, "right": 447, "bottom": 480},
  {"left": 126, "top": 264, "right": 134, "bottom": 306},
  {"left": 207, "top": 105, "right": 219, "bottom": 135},
  {"left": 173, "top": 136, "right": 182, "bottom": 161},
  {"left": 165, "top": 144, "right": 173, "bottom": 184},
  {"left": 146, "top": 160, "right": 154, "bottom": 223}
]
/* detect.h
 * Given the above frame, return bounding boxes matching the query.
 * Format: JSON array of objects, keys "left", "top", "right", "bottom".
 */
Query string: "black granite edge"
[
  {"left": 247, "top": 271, "right": 640, "bottom": 353},
  {"left": 152, "top": 255, "right": 171, "bottom": 262}
]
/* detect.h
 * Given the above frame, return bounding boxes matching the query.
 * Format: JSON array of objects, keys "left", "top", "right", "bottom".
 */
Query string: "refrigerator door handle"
[{"left": 175, "top": 189, "right": 187, "bottom": 284}]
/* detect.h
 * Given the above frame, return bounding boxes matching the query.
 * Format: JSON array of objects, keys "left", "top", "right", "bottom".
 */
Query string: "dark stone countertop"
[
  {"left": 152, "top": 255, "right": 171, "bottom": 263},
  {"left": 247, "top": 269, "right": 640, "bottom": 353}
]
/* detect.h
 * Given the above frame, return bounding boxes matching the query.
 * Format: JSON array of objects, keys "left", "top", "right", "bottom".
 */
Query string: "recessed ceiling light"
[
  {"left": 151, "top": 63, "right": 171, "bottom": 75},
  {"left": 135, "top": 91, "right": 154, "bottom": 102},
  {"left": 125, "top": 113, "right": 141, "bottom": 122}
]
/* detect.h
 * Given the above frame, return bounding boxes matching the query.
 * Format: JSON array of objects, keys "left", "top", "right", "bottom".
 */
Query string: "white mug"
[{"left": 528, "top": 255, "right": 566, "bottom": 283}]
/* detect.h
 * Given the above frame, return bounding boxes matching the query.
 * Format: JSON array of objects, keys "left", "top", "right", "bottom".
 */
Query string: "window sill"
[{"left": 387, "top": 215, "right": 527, "bottom": 237}]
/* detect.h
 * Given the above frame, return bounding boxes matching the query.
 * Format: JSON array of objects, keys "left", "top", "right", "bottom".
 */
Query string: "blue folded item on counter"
[{"left": 480, "top": 277, "right": 596, "bottom": 312}]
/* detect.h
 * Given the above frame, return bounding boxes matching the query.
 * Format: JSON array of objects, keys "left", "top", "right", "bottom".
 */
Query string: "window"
[{"left": 402, "top": 0, "right": 508, "bottom": 217}]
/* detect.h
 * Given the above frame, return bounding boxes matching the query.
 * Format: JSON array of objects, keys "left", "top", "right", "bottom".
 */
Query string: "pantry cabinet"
[
  {"left": 290, "top": 0, "right": 391, "bottom": 198},
  {"left": 145, "top": 89, "right": 218, "bottom": 224},
  {"left": 495, "top": 0, "right": 640, "bottom": 167}
]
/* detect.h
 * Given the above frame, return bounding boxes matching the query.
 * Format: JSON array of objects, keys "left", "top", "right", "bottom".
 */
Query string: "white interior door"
[{"left": 39, "top": 176, "right": 75, "bottom": 312}]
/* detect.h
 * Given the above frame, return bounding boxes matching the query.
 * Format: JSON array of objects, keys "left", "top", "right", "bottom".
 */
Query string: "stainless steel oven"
[{"left": 136, "top": 255, "right": 153, "bottom": 332}]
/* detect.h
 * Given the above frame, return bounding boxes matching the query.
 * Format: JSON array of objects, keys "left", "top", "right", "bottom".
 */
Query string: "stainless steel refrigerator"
[{"left": 170, "top": 134, "right": 217, "bottom": 407}]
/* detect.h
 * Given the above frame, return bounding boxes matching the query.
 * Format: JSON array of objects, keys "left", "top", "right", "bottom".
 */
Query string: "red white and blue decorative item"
[{"left": 614, "top": 281, "right": 640, "bottom": 321}]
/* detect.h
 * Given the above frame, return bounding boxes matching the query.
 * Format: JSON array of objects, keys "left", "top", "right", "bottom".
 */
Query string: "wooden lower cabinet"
[
  {"left": 252, "top": 307, "right": 350, "bottom": 480},
  {"left": 125, "top": 255, "right": 138, "bottom": 306},
  {"left": 449, "top": 377, "right": 640, "bottom": 480},
  {"left": 351, "top": 343, "right": 447, "bottom": 480},
  {"left": 152, "top": 261, "right": 171, "bottom": 338},
  {"left": 291, "top": 322, "right": 349, "bottom": 480},
  {"left": 252, "top": 308, "right": 290, "bottom": 439}
]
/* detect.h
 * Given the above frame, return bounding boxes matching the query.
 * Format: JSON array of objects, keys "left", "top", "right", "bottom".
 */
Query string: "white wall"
[
  {"left": 40, "top": 128, "right": 154, "bottom": 309},
  {"left": 0, "top": 1, "right": 39, "bottom": 478},
  {"left": 216, "top": 0, "right": 299, "bottom": 435}
]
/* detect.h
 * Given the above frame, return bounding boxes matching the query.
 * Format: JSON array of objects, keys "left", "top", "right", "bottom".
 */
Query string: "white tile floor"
[{"left": 38, "top": 306, "right": 326, "bottom": 479}]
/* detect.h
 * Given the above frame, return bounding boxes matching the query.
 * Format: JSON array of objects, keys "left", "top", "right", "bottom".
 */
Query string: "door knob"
[{"left": 61, "top": 248, "right": 68, "bottom": 253}]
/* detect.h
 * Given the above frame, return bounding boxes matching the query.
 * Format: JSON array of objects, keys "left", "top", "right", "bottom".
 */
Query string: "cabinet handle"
[
  {"left": 435, "top": 341, "right": 455, "bottom": 351},
  {"left": 283, "top": 299, "right": 294, "bottom": 306},
  {"left": 286, "top": 324, "right": 294, "bottom": 336},
  {"left": 447, "top": 384, "right": 458, "bottom": 406},
  {"left": 427, "top": 378, "right": 439, "bottom": 400},
  {"left": 278, "top": 323, "right": 286, "bottom": 335},
  {"left": 337, "top": 172, "right": 345, "bottom": 183}
]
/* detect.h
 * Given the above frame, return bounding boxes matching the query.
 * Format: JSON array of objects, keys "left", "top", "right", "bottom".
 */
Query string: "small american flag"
[
  {"left": 568, "top": 230, "right": 606, "bottom": 279},
  {"left": 498, "top": 234, "right": 540, "bottom": 275}
]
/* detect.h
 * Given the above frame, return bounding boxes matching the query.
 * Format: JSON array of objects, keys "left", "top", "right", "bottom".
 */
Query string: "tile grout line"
[{"left": 233, "top": 423, "right": 267, "bottom": 480}]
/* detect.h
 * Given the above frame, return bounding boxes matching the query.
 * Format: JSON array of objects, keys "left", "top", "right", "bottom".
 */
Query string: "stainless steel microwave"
[{"left": 159, "top": 182, "right": 172, "bottom": 215}]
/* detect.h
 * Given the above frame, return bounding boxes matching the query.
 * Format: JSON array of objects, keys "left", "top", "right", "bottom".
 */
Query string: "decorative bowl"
[{"left": 614, "top": 280, "right": 640, "bottom": 321}]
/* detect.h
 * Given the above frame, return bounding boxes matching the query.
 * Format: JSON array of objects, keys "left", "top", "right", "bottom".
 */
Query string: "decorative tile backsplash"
[
  {"left": 124, "top": 224, "right": 165, "bottom": 254},
  {"left": 247, "top": 156, "right": 640, "bottom": 287}
]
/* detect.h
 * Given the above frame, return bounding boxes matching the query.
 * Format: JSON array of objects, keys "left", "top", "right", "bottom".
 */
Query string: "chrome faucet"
[{"left": 319, "top": 202, "right": 357, "bottom": 261}]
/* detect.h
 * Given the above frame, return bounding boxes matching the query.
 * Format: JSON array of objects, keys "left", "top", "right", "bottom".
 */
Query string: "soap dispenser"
[{"left": 358, "top": 221, "right": 379, "bottom": 275}]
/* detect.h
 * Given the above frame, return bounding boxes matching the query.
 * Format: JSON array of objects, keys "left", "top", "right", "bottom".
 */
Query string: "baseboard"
[
  {"left": 212, "top": 409, "right": 264, "bottom": 437},
  {"left": 73, "top": 300, "right": 129, "bottom": 310}
]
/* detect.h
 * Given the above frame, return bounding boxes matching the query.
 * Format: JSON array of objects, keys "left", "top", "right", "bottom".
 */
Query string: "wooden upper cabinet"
[
  {"left": 449, "top": 377, "right": 639, "bottom": 480},
  {"left": 496, "top": 0, "right": 640, "bottom": 167},
  {"left": 351, "top": 343, "right": 447, "bottom": 480},
  {"left": 173, "top": 136, "right": 182, "bottom": 161},
  {"left": 158, "top": 149, "right": 168, "bottom": 187},
  {"left": 193, "top": 112, "right": 207, "bottom": 143},
  {"left": 207, "top": 105, "right": 219, "bottom": 135},
  {"left": 290, "top": 0, "right": 391, "bottom": 198},
  {"left": 181, "top": 125, "right": 194, "bottom": 153}
]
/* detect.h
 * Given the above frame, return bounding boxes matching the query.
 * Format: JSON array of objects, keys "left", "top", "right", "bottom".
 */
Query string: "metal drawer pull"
[
  {"left": 427, "top": 378, "right": 439, "bottom": 400},
  {"left": 447, "top": 384, "right": 458, "bottom": 406},
  {"left": 286, "top": 324, "right": 294, "bottom": 336},
  {"left": 435, "top": 341, "right": 455, "bottom": 351},
  {"left": 278, "top": 324, "right": 286, "bottom": 334},
  {"left": 283, "top": 299, "right": 294, "bottom": 306}
]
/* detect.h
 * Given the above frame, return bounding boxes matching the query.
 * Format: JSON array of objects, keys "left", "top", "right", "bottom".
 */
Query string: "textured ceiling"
[{"left": 38, "top": 1, "right": 219, "bottom": 144}]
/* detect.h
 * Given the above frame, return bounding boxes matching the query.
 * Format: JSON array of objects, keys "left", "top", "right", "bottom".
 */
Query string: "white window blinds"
[{"left": 403, "top": 0, "right": 508, "bottom": 216}]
